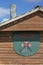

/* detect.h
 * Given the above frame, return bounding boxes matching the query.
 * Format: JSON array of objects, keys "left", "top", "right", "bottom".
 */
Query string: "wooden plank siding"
[
  {"left": 0, "top": 12, "right": 43, "bottom": 31},
  {"left": 0, "top": 32, "right": 43, "bottom": 65}
]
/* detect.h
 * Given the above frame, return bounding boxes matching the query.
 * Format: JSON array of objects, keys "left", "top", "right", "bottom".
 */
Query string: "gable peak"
[{"left": 34, "top": 6, "right": 42, "bottom": 9}]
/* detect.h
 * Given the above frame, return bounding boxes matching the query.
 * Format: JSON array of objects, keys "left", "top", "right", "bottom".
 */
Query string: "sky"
[{"left": 0, "top": 0, "right": 43, "bottom": 22}]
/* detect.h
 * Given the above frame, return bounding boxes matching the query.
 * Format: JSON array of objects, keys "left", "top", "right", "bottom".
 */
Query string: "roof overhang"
[{"left": 0, "top": 7, "right": 43, "bottom": 27}]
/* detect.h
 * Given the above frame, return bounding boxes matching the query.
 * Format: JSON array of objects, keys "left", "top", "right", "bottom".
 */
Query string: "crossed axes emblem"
[{"left": 19, "top": 41, "right": 32, "bottom": 52}]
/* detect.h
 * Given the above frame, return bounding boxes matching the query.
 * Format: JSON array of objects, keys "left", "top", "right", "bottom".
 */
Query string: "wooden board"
[
  {"left": 0, "top": 13, "right": 43, "bottom": 31},
  {"left": 0, "top": 31, "right": 43, "bottom": 65}
]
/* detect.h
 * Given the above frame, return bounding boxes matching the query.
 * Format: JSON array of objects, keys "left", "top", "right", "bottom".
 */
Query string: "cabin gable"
[
  {"left": 0, "top": 6, "right": 43, "bottom": 65},
  {"left": 0, "top": 11, "right": 43, "bottom": 31}
]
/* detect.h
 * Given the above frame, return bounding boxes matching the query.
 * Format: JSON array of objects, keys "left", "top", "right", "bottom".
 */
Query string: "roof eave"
[{"left": 0, "top": 7, "right": 43, "bottom": 27}]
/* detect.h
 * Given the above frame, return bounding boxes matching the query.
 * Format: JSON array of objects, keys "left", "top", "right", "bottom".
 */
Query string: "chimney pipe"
[{"left": 10, "top": 4, "right": 16, "bottom": 19}]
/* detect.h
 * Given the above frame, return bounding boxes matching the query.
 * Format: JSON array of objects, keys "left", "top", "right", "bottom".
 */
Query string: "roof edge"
[{"left": 0, "top": 7, "right": 43, "bottom": 27}]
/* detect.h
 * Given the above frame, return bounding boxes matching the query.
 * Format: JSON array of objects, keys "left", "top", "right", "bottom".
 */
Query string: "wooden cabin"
[{"left": 0, "top": 6, "right": 43, "bottom": 65}]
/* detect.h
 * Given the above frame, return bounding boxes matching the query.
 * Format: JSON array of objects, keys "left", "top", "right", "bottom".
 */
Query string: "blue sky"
[{"left": 0, "top": 0, "right": 43, "bottom": 22}]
